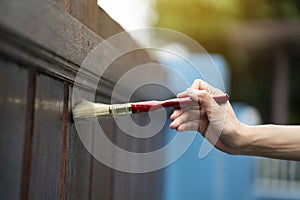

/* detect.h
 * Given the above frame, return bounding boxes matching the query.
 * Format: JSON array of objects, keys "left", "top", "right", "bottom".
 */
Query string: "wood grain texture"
[
  {"left": 90, "top": 118, "right": 115, "bottom": 200},
  {"left": 0, "top": 0, "right": 157, "bottom": 100},
  {"left": 28, "top": 74, "right": 64, "bottom": 200},
  {"left": 111, "top": 123, "right": 165, "bottom": 200},
  {"left": 64, "top": 86, "right": 91, "bottom": 200},
  {"left": 0, "top": 0, "right": 101, "bottom": 66},
  {"left": 20, "top": 69, "right": 36, "bottom": 200},
  {"left": 0, "top": 0, "right": 166, "bottom": 199},
  {"left": 0, "top": 0, "right": 162, "bottom": 101},
  {"left": 0, "top": 60, "right": 28, "bottom": 200},
  {"left": 90, "top": 158, "right": 115, "bottom": 200},
  {"left": 59, "top": 82, "right": 69, "bottom": 200},
  {"left": 54, "top": 0, "right": 65, "bottom": 10},
  {"left": 64, "top": 120, "right": 92, "bottom": 200},
  {"left": 110, "top": 89, "right": 168, "bottom": 200},
  {"left": 67, "top": 0, "right": 124, "bottom": 39}
]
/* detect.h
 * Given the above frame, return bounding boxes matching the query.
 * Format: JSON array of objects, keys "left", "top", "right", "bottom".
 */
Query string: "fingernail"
[
  {"left": 169, "top": 123, "right": 174, "bottom": 129},
  {"left": 170, "top": 121, "right": 177, "bottom": 128}
]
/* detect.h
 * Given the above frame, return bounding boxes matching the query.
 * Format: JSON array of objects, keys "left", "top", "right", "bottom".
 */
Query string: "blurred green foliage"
[
  {"left": 155, "top": 0, "right": 300, "bottom": 123},
  {"left": 155, "top": 0, "right": 300, "bottom": 49}
]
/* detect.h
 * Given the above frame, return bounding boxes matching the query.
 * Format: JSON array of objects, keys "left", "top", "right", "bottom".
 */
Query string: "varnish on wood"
[{"left": 0, "top": 0, "right": 165, "bottom": 199}]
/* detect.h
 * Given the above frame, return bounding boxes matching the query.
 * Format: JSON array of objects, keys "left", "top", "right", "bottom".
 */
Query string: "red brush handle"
[{"left": 131, "top": 94, "right": 229, "bottom": 113}]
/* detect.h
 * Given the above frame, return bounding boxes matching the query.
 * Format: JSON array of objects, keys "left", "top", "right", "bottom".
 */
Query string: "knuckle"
[
  {"left": 196, "top": 90, "right": 209, "bottom": 98},
  {"left": 193, "top": 79, "right": 201, "bottom": 83}
]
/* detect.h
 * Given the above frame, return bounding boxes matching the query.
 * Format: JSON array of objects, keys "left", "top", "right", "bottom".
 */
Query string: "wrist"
[
  {"left": 231, "top": 123, "right": 255, "bottom": 156},
  {"left": 237, "top": 124, "right": 263, "bottom": 156}
]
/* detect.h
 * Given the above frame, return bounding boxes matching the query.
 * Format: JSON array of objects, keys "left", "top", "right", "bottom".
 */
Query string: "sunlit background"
[{"left": 98, "top": 0, "right": 300, "bottom": 199}]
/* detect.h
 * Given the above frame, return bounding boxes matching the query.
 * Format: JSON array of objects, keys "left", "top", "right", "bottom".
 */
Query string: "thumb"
[{"left": 191, "top": 79, "right": 224, "bottom": 96}]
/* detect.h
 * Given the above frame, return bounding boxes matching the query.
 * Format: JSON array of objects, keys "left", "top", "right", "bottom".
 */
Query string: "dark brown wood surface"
[
  {"left": 64, "top": 86, "right": 92, "bottom": 200},
  {"left": 0, "top": 60, "right": 28, "bottom": 200},
  {"left": 65, "top": 0, "right": 125, "bottom": 39},
  {"left": 0, "top": 0, "right": 101, "bottom": 66},
  {"left": 91, "top": 95, "right": 116, "bottom": 200},
  {"left": 0, "top": 0, "right": 165, "bottom": 199},
  {"left": 27, "top": 74, "right": 64, "bottom": 200}
]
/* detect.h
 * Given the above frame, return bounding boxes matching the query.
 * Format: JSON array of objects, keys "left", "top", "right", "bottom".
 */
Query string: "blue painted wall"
[{"left": 159, "top": 53, "right": 257, "bottom": 200}]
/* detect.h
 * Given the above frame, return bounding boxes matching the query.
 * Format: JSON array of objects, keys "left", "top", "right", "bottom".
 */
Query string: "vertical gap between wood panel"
[
  {"left": 59, "top": 81, "right": 69, "bottom": 200},
  {"left": 20, "top": 69, "right": 36, "bottom": 200}
]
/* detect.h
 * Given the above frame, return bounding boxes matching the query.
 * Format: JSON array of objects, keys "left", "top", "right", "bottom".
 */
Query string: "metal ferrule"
[{"left": 109, "top": 104, "right": 132, "bottom": 116}]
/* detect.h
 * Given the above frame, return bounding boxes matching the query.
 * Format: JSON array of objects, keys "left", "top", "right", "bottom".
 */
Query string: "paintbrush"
[{"left": 73, "top": 94, "right": 229, "bottom": 119}]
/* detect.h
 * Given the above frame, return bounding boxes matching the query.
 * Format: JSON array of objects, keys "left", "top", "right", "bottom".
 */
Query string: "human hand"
[{"left": 169, "top": 79, "right": 247, "bottom": 154}]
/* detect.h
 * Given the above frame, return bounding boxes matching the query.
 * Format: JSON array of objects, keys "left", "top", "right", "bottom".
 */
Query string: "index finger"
[{"left": 191, "top": 79, "right": 210, "bottom": 92}]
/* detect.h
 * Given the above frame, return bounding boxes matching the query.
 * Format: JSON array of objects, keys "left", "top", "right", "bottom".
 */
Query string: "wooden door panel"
[
  {"left": 0, "top": 0, "right": 165, "bottom": 199},
  {"left": 0, "top": 60, "right": 28, "bottom": 200},
  {"left": 65, "top": 86, "right": 92, "bottom": 200},
  {"left": 28, "top": 74, "right": 64, "bottom": 200}
]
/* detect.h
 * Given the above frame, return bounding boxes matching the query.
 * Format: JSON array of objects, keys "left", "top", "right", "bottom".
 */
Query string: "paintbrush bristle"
[{"left": 73, "top": 100, "right": 111, "bottom": 119}]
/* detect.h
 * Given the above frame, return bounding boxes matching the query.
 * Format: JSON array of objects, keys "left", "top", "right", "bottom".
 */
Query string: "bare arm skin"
[
  {"left": 242, "top": 125, "right": 300, "bottom": 160},
  {"left": 169, "top": 79, "right": 300, "bottom": 161}
]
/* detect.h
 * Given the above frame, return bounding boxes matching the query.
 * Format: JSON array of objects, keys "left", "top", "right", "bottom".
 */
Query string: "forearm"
[{"left": 240, "top": 125, "right": 300, "bottom": 160}]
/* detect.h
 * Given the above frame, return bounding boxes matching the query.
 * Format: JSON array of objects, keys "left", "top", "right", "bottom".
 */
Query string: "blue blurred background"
[{"left": 159, "top": 54, "right": 259, "bottom": 200}]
